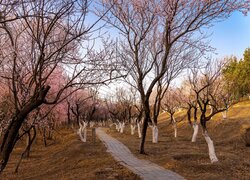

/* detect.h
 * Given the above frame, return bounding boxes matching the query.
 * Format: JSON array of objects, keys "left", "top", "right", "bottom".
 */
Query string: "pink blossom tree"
[{"left": 0, "top": 0, "right": 118, "bottom": 172}]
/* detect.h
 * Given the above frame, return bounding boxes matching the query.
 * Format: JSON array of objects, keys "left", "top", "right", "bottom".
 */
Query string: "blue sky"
[
  {"left": 93, "top": 10, "right": 250, "bottom": 97},
  {"left": 209, "top": 12, "right": 250, "bottom": 59}
]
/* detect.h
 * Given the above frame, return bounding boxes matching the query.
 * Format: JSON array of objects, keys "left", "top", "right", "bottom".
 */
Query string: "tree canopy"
[{"left": 222, "top": 48, "right": 250, "bottom": 98}]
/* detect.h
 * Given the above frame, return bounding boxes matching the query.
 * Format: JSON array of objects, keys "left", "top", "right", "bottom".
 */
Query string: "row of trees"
[
  {"left": 0, "top": 0, "right": 121, "bottom": 172},
  {"left": 107, "top": 59, "right": 236, "bottom": 163},
  {"left": 0, "top": 0, "right": 249, "bottom": 172},
  {"left": 98, "top": 0, "right": 250, "bottom": 154}
]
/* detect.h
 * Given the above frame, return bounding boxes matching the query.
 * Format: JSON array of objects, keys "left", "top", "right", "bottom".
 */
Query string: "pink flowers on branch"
[{"left": 0, "top": 0, "right": 119, "bottom": 172}]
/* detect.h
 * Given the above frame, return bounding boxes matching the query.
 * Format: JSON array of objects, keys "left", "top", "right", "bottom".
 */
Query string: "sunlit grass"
[{"left": 108, "top": 100, "right": 250, "bottom": 180}]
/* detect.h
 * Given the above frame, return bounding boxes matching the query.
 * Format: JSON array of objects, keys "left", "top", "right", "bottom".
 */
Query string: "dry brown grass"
[
  {"left": 108, "top": 100, "right": 250, "bottom": 180},
  {"left": 1, "top": 127, "right": 139, "bottom": 180}
]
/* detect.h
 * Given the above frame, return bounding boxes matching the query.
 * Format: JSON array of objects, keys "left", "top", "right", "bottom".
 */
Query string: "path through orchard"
[{"left": 96, "top": 128, "right": 185, "bottom": 180}]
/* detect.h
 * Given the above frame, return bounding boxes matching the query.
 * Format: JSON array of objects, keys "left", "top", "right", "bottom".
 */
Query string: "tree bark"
[
  {"left": 130, "top": 124, "right": 136, "bottom": 135},
  {"left": 173, "top": 117, "right": 177, "bottom": 138},
  {"left": 120, "top": 122, "right": 125, "bottom": 133},
  {"left": 137, "top": 122, "right": 142, "bottom": 138},
  {"left": 0, "top": 86, "right": 49, "bottom": 172},
  {"left": 139, "top": 98, "right": 152, "bottom": 154},
  {"left": 43, "top": 128, "right": 47, "bottom": 147},
  {"left": 24, "top": 126, "right": 36, "bottom": 158},
  {"left": 203, "top": 129, "right": 218, "bottom": 163},
  {"left": 15, "top": 126, "right": 36, "bottom": 173},
  {"left": 192, "top": 123, "right": 199, "bottom": 142},
  {"left": 78, "top": 121, "right": 87, "bottom": 142},
  {"left": 152, "top": 125, "right": 158, "bottom": 143},
  {"left": 139, "top": 116, "right": 148, "bottom": 154},
  {"left": 115, "top": 123, "right": 119, "bottom": 132},
  {"left": 92, "top": 128, "right": 96, "bottom": 143},
  {"left": 171, "top": 115, "right": 177, "bottom": 138},
  {"left": 222, "top": 111, "right": 227, "bottom": 119}
]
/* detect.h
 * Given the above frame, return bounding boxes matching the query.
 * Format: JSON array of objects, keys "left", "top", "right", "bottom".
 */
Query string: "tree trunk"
[
  {"left": 152, "top": 125, "right": 158, "bottom": 143},
  {"left": 0, "top": 120, "right": 22, "bottom": 172},
  {"left": 90, "top": 122, "right": 95, "bottom": 128},
  {"left": 173, "top": 121, "right": 177, "bottom": 138},
  {"left": 76, "top": 115, "right": 80, "bottom": 127},
  {"left": 203, "top": 129, "right": 218, "bottom": 163},
  {"left": 92, "top": 128, "right": 96, "bottom": 143},
  {"left": 120, "top": 122, "right": 125, "bottom": 133},
  {"left": 130, "top": 124, "right": 136, "bottom": 135},
  {"left": 78, "top": 126, "right": 83, "bottom": 141},
  {"left": 43, "top": 128, "right": 47, "bottom": 147},
  {"left": 139, "top": 115, "right": 149, "bottom": 154},
  {"left": 24, "top": 131, "right": 31, "bottom": 158},
  {"left": 222, "top": 111, "right": 227, "bottom": 119},
  {"left": 15, "top": 126, "right": 36, "bottom": 173},
  {"left": 172, "top": 115, "right": 177, "bottom": 138},
  {"left": 67, "top": 101, "right": 71, "bottom": 125},
  {"left": 83, "top": 127, "right": 87, "bottom": 142},
  {"left": 115, "top": 123, "right": 119, "bottom": 131},
  {"left": 47, "top": 130, "right": 53, "bottom": 140},
  {"left": 139, "top": 99, "right": 152, "bottom": 154},
  {"left": 192, "top": 123, "right": 199, "bottom": 142},
  {"left": 0, "top": 111, "right": 36, "bottom": 171},
  {"left": 0, "top": 85, "right": 50, "bottom": 172},
  {"left": 23, "top": 126, "right": 36, "bottom": 158},
  {"left": 78, "top": 121, "right": 87, "bottom": 142},
  {"left": 137, "top": 122, "right": 142, "bottom": 138}
]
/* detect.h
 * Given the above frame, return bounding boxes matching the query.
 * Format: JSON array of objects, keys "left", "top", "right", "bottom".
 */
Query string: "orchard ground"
[
  {"left": 108, "top": 100, "right": 250, "bottom": 180},
  {"left": 1, "top": 128, "right": 139, "bottom": 180},
  {"left": 1, "top": 101, "right": 250, "bottom": 180}
]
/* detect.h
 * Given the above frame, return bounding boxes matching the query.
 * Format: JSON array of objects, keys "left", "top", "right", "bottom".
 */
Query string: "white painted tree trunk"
[
  {"left": 203, "top": 130, "right": 218, "bottom": 163},
  {"left": 137, "top": 122, "right": 142, "bottom": 138},
  {"left": 82, "top": 127, "right": 87, "bottom": 142},
  {"left": 173, "top": 117, "right": 177, "bottom": 138},
  {"left": 90, "top": 122, "right": 95, "bottom": 128},
  {"left": 222, "top": 111, "right": 227, "bottom": 119},
  {"left": 118, "top": 122, "right": 122, "bottom": 132},
  {"left": 120, "top": 122, "right": 125, "bottom": 133},
  {"left": 152, "top": 125, "right": 158, "bottom": 143},
  {"left": 191, "top": 123, "right": 199, "bottom": 142},
  {"left": 130, "top": 124, "right": 136, "bottom": 135},
  {"left": 109, "top": 123, "right": 115, "bottom": 128},
  {"left": 115, "top": 123, "right": 120, "bottom": 132},
  {"left": 78, "top": 121, "right": 87, "bottom": 142}
]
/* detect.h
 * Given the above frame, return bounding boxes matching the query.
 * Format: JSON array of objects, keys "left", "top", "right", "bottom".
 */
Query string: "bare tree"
[
  {"left": 99, "top": 0, "right": 249, "bottom": 153},
  {"left": 178, "top": 80, "right": 200, "bottom": 142},
  {"left": 188, "top": 60, "right": 236, "bottom": 163},
  {"left": 106, "top": 88, "right": 135, "bottom": 133},
  {"left": 161, "top": 88, "right": 182, "bottom": 138}
]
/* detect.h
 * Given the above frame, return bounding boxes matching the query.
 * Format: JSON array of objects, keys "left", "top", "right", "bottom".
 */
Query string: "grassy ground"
[
  {"left": 1, "top": 127, "right": 139, "bottom": 180},
  {"left": 108, "top": 101, "right": 250, "bottom": 180}
]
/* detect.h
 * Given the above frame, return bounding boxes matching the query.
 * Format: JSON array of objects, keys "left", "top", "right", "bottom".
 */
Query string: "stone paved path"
[{"left": 96, "top": 128, "right": 185, "bottom": 180}]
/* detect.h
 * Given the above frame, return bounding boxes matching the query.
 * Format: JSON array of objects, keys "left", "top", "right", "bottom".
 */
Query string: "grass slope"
[{"left": 108, "top": 101, "right": 250, "bottom": 180}]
